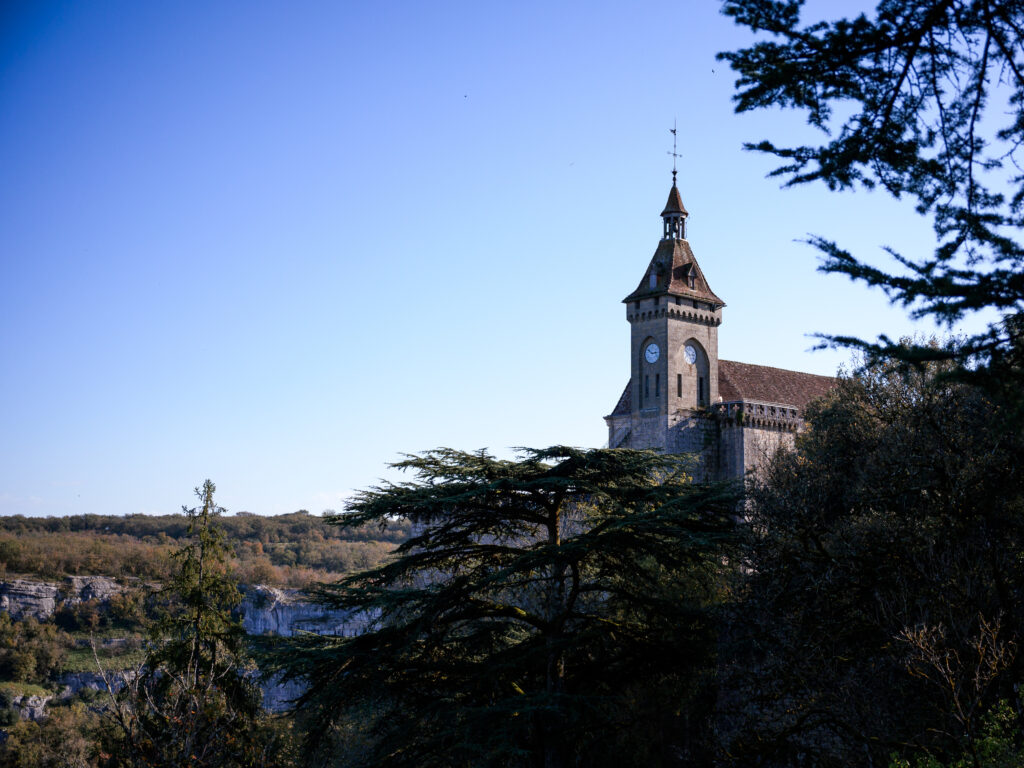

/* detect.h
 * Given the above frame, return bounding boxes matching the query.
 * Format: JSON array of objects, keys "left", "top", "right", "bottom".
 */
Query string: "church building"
[{"left": 605, "top": 175, "right": 835, "bottom": 479}]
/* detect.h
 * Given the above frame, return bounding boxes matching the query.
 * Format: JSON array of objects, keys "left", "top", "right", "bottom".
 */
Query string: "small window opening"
[
  {"left": 698, "top": 376, "right": 705, "bottom": 405},
  {"left": 644, "top": 376, "right": 649, "bottom": 400},
  {"left": 655, "top": 374, "right": 660, "bottom": 398},
  {"left": 692, "top": 300, "right": 698, "bottom": 309},
  {"left": 677, "top": 373, "right": 682, "bottom": 398}
]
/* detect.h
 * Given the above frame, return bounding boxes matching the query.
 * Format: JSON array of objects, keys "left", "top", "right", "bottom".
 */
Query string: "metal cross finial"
[{"left": 667, "top": 120, "right": 682, "bottom": 184}]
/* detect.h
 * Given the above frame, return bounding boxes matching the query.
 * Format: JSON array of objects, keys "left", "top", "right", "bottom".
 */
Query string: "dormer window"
[
  {"left": 649, "top": 271, "right": 657, "bottom": 289},
  {"left": 687, "top": 273, "right": 696, "bottom": 289}
]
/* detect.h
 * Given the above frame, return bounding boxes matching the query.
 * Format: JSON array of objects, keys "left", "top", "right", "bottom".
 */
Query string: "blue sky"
[{"left": 0, "top": 1, "right": 957, "bottom": 517}]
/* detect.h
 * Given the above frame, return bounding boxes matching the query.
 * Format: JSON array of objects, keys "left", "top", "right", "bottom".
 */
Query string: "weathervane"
[{"left": 667, "top": 120, "right": 682, "bottom": 185}]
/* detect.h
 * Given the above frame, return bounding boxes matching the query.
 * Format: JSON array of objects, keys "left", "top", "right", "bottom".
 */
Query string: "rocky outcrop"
[
  {"left": 0, "top": 580, "right": 61, "bottom": 620},
  {"left": 11, "top": 694, "right": 52, "bottom": 721},
  {"left": 0, "top": 580, "right": 370, "bottom": 718},
  {"left": 257, "top": 672, "right": 306, "bottom": 713},
  {"left": 58, "top": 670, "right": 129, "bottom": 699},
  {"left": 63, "top": 576, "right": 122, "bottom": 604},
  {"left": 0, "top": 578, "right": 369, "bottom": 636},
  {"left": 239, "top": 585, "right": 370, "bottom": 638},
  {"left": 238, "top": 586, "right": 373, "bottom": 713},
  {"left": 0, "top": 576, "right": 125, "bottom": 621}
]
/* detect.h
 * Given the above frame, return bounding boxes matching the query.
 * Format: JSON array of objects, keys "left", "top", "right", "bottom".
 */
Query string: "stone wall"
[{"left": 713, "top": 401, "right": 800, "bottom": 480}]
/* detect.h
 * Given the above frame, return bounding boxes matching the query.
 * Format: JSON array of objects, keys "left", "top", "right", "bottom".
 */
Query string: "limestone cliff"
[
  {"left": 0, "top": 578, "right": 367, "bottom": 717},
  {"left": 0, "top": 580, "right": 61, "bottom": 620},
  {"left": 10, "top": 693, "right": 51, "bottom": 721},
  {"left": 237, "top": 586, "right": 370, "bottom": 712},
  {"left": 0, "top": 578, "right": 365, "bottom": 638},
  {"left": 238, "top": 584, "right": 369, "bottom": 638},
  {"left": 0, "top": 576, "right": 123, "bottom": 621},
  {"left": 63, "top": 576, "right": 122, "bottom": 604}
]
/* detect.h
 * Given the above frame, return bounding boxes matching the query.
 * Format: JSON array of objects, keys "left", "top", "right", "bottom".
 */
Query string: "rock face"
[
  {"left": 257, "top": 672, "right": 307, "bottom": 713},
  {"left": 0, "top": 580, "right": 371, "bottom": 717},
  {"left": 12, "top": 694, "right": 51, "bottom": 721},
  {"left": 58, "top": 671, "right": 128, "bottom": 698},
  {"left": 0, "top": 580, "right": 61, "bottom": 620},
  {"left": 63, "top": 576, "right": 122, "bottom": 604},
  {"left": 0, "top": 576, "right": 125, "bottom": 621},
  {"left": 239, "top": 586, "right": 372, "bottom": 713},
  {"left": 239, "top": 585, "right": 370, "bottom": 638},
  {"left": 0, "top": 579, "right": 366, "bottom": 637}
]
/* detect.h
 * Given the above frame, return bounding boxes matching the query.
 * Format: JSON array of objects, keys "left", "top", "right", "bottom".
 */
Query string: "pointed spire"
[
  {"left": 661, "top": 178, "right": 688, "bottom": 216},
  {"left": 662, "top": 124, "right": 689, "bottom": 239},
  {"left": 661, "top": 176, "right": 689, "bottom": 239}
]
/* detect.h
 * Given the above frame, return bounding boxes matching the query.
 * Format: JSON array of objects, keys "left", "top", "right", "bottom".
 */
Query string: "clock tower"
[{"left": 605, "top": 174, "right": 725, "bottom": 456}]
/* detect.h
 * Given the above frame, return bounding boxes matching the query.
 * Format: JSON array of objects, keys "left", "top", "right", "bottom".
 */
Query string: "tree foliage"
[
  {"left": 103, "top": 480, "right": 287, "bottom": 768},
  {"left": 0, "top": 511, "right": 405, "bottom": 586},
  {"left": 0, "top": 614, "right": 66, "bottom": 685},
  {"left": 724, "top": 352, "right": 1024, "bottom": 766},
  {"left": 720, "top": 4, "right": 1024, "bottom": 760},
  {"left": 0, "top": 700, "right": 110, "bottom": 768},
  {"left": 265, "top": 447, "right": 740, "bottom": 768},
  {"left": 719, "top": 0, "right": 1024, "bottom": 390},
  {"left": 889, "top": 699, "right": 1024, "bottom": 767}
]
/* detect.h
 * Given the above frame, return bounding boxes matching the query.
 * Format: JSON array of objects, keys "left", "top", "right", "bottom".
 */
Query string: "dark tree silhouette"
[
  {"left": 720, "top": 0, "right": 1024, "bottom": 397},
  {"left": 264, "top": 447, "right": 739, "bottom": 768}
]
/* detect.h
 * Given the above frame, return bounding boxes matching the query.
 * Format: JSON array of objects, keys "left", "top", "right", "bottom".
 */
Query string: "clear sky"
[{"left": 0, "top": 1, "right": 959, "bottom": 517}]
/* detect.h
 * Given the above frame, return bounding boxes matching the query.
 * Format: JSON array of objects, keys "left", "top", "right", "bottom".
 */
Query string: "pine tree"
[
  {"left": 104, "top": 480, "right": 286, "bottom": 768},
  {"left": 719, "top": 1, "right": 1024, "bottom": 398},
  {"left": 263, "top": 447, "right": 739, "bottom": 768}
]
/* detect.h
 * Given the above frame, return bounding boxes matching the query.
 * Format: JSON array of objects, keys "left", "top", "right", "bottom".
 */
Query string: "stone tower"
[
  {"left": 605, "top": 175, "right": 837, "bottom": 480},
  {"left": 605, "top": 175, "right": 725, "bottom": 456}
]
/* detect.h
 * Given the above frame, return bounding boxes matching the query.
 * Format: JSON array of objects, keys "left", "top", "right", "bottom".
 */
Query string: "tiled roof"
[
  {"left": 661, "top": 184, "right": 688, "bottom": 216},
  {"left": 607, "top": 362, "right": 835, "bottom": 418},
  {"left": 718, "top": 360, "right": 835, "bottom": 408},
  {"left": 623, "top": 239, "right": 725, "bottom": 306}
]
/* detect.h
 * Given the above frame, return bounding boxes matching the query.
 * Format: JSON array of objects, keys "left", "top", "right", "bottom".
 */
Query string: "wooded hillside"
[{"left": 0, "top": 512, "right": 411, "bottom": 587}]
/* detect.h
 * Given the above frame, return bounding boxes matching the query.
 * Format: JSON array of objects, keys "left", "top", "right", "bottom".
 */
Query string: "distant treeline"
[{"left": 0, "top": 511, "right": 412, "bottom": 587}]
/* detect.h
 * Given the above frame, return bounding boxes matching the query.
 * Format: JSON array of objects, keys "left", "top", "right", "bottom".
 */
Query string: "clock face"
[
  {"left": 684, "top": 344, "right": 697, "bottom": 364},
  {"left": 644, "top": 343, "right": 660, "bottom": 363}
]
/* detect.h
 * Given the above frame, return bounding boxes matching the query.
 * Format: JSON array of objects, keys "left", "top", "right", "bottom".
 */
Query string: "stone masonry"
[{"left": 605, "top": 177, "right": 835, "bottom": 479}]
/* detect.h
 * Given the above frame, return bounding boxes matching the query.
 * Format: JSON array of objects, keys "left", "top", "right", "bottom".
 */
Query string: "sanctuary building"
[{"left": 605, "top": 176, "right": 834, "bottom": 479}]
